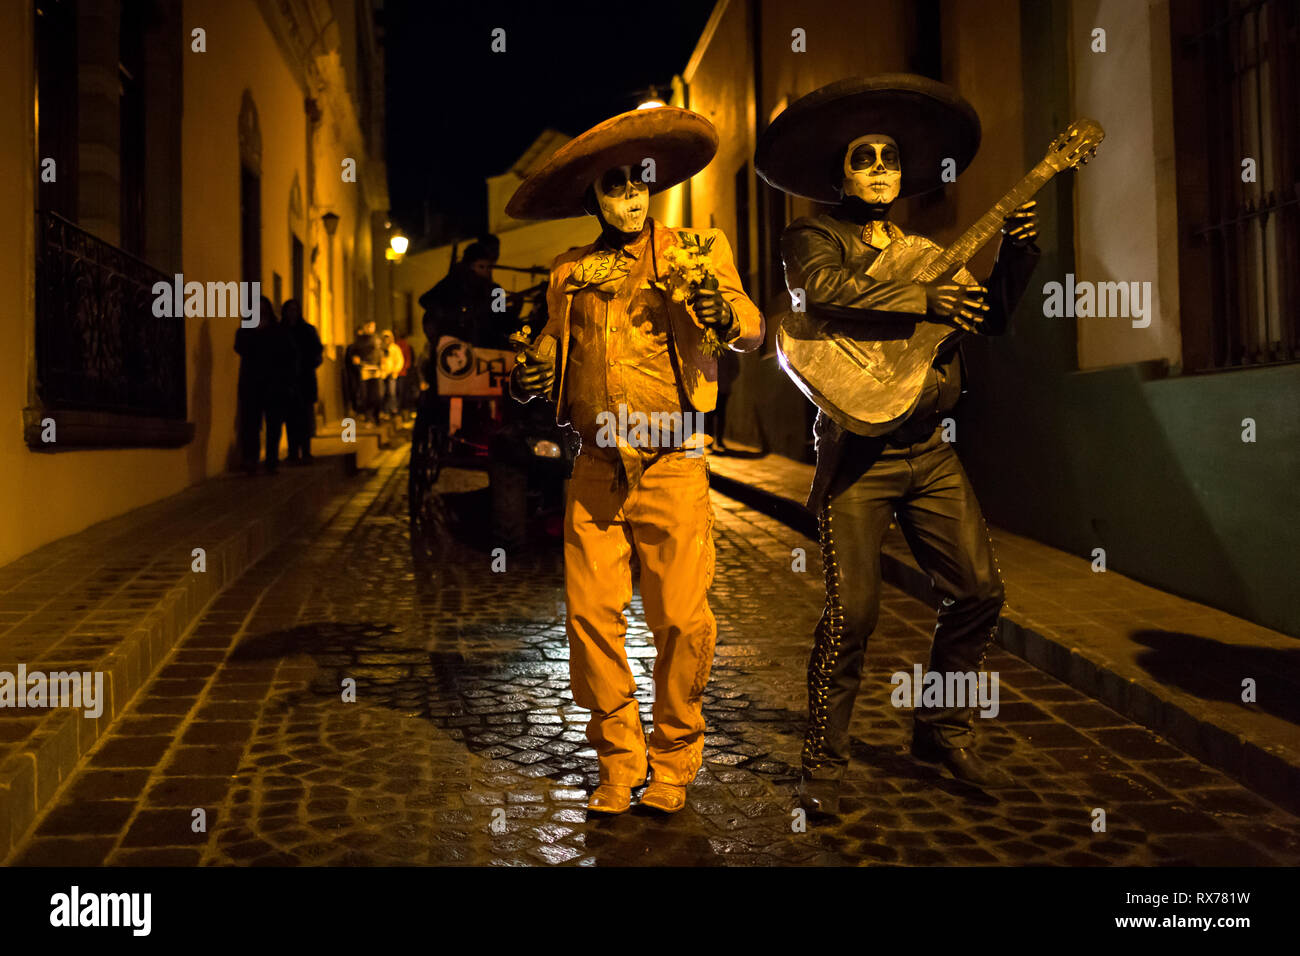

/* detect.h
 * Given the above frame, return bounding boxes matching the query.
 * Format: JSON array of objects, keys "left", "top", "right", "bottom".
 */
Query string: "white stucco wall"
[{"left": 1071, "top": 0, "right": 1183, "bottom": 369}]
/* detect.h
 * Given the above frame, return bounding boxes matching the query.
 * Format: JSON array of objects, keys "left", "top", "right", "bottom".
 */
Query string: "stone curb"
[
  {"left": 707, "top": 466, "right": 1300, "bottom": 816},
  {"left": 0, "top": 456, "right": 355, "bottom": 860}
]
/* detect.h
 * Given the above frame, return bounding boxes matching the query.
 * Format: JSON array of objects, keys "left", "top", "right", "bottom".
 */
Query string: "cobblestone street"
[{"left": 11, "top": 449, "right": 1300, "bottom": 866}]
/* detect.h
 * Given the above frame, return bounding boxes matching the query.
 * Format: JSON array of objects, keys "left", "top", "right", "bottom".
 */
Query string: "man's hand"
[
  {"left": 691, "top": 277, "right": 736, "bottom": 338},
  {"left": 1002, "top": 199, "right": 1037, "bottom": 247},
  {"left": 923, "top": 266, "right": 989, "bottom": 333},
  {"left": 516, "top": 341, "right": 556, "bottom": 397}
]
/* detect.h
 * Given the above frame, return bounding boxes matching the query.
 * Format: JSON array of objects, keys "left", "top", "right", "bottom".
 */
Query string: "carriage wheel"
[{"left": 408, "top": 398, "right": 443, "bottom": 532}]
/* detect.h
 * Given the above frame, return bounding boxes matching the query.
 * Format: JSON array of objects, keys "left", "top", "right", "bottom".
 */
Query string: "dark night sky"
[{"left": 383, "top": 0, "right": 714, "bottom": 245}]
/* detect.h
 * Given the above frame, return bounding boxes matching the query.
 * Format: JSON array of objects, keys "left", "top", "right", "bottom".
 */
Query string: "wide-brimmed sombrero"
[
  {"left": 506, "top": 107, "right": 718, "bottom": 220},
  {"left": 755, "top": 74, "right": 980, "bottom": 202}
]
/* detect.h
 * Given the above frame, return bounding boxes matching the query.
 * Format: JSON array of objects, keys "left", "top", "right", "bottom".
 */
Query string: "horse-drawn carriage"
[{"left": 407, "top": 276, "right": 578, "bottom": 547}]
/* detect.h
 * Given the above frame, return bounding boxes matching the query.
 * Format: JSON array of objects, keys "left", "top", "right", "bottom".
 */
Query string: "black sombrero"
[
  {"left": 755, "top": 74, "right": 981, "bottom": 202},
  {"left": 506, "top": 107, "right": 718, "bottom": 220}
]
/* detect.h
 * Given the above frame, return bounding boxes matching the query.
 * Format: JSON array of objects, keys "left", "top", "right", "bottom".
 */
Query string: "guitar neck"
[{"left": 915, "top": 159, "right": 1057, "bottom": 282}]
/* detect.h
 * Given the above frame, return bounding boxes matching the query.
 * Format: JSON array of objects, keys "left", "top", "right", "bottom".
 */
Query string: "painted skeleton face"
[
  {"left": 842, "top": 134, "right": 901, "bottom": 205},
  {"left": 592, "top": 165, "right": 649, "bottom": 234}
]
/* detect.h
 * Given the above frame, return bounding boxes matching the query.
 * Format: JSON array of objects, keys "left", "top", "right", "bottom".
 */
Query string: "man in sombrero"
[
  {"left": 506, "top": 107, "right": 764, "bottom": 815},
  {"left": 755, "top": 75, "right": 1040, "bottom": 812}
]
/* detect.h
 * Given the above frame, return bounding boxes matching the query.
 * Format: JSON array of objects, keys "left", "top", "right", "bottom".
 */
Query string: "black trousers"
[
  {"left": 239, "top": 393, "right": 284, "bottom": 469},
  {"left": 286, "top": 395, "right": 315, "bottom": 459},
  {"left": 343, "top": 367, "right": 359, "bottom": 416},
  {"left": 803, "top": 427, "right": 1004, "bottom": 778},
  {"left": 360, "top": 378, "right": 382, "bottom": 423}
]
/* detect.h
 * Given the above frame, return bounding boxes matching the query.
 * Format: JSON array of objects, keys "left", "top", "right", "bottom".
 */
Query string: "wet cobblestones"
[{"left": 10, "top": 450, "right": 1300, "bottom": 866}]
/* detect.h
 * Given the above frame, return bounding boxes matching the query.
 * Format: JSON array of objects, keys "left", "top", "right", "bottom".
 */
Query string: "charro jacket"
[
  {"left": 781, "top": 205, "right": 1039, "bottom": 509},
  {"left": 520, "top": 218, "right": 765, "bottom": 420}
]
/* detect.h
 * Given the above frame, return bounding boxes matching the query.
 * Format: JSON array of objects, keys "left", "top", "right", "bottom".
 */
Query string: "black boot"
[
  {"left": 912, "top": 734, "right": 1014, "bottom": 789},
  {"left": 797, "top": 773, "right": 843, "bottom": 815}
]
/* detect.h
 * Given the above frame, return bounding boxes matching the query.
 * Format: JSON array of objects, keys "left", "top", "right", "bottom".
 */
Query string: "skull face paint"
[
  {"left": 842, "top": 134, "right": 901, "bottom": 205},
  {"left": 592, "top": 165, "right": 650, "bottom": 234}
]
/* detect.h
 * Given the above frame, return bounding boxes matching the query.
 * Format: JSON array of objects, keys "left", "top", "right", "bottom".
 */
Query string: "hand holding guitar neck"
[
  {"left": 923, "top": 263, "right": 989, "bottom": 333},
  {"left": 1002, "top": 199, "right": 1039, "bottom": 247}
]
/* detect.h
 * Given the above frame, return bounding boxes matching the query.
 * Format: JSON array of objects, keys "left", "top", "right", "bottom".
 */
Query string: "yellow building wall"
[
  {"left": 758, "top": 0, "right": 910, "bottom": 114},
  {"left": 0, "top": 1, "right": 383, "bottom": 569},
  {"left": 303, "top": 52, "right": 388, "bottom": 418},
  {"left": 942, "top": 0, "right": 1026, "bottom": 281},
  {"left": 0, "top": 2, "right": 206, "bottom": 567},
  {"left": 183, "top": 0, "right": 310, "bottom": 476},
  {"left": 683, "top": 0, "right": 755, "bottom": 244}
]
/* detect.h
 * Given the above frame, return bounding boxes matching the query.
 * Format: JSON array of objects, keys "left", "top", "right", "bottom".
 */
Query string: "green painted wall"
[{"left": 958, "top": 0, "right": 1300, "bottom": 637}]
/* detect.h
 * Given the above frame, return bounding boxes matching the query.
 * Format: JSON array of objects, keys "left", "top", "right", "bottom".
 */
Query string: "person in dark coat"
[
  {"left": 417, "top": 241, "right": 501, "bottom": 438},
  {"left": 348, "top": 321, "right": 383, "bottom": 425},
  {"left": 282, "top": 299, "right": 323, "bottom": 463},
  {"left": 235, "top": 296, "right": 300, "bottom": 474},
  {"left": 754, "top": 75, "right": 1040, "bottom": 810},
  {"left": 418, "top": 240, "right": 498, "bottom": 347},
  {"left": 343, "top": 327, "right": 362, "bottom": 417}
]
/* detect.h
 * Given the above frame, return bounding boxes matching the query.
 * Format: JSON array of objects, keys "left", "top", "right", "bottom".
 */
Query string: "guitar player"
[{"left": 755, "top": 75, "right": 1041, "bottom": 813}]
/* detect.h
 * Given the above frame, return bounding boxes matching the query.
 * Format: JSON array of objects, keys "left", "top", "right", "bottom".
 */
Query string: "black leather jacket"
[{"left": 780, "top": 204, "right": 1040, "bottom": 508}]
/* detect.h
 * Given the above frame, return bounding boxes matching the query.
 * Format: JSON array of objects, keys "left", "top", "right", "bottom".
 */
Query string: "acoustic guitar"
[{"left": 776, "top": 118, "right": 1105, "bottom": 436}]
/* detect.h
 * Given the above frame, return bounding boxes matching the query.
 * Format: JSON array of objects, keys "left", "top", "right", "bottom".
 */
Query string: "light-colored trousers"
[{"left": 564, "top": 451, "right": 717, "bottom": 786}]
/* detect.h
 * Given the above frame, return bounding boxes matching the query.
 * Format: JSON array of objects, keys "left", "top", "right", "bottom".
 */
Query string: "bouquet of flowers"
[{"left": 657, "top": 233, "right": 725, "bottom": 358}]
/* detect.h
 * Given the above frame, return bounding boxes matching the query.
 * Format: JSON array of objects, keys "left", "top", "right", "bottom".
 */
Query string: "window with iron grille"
[
  {"left": 1171, "top": 0, "right": 1300, "bottom": 370},
  {"left": 30, "top": 0, "right": 191, "bottom": 448}
]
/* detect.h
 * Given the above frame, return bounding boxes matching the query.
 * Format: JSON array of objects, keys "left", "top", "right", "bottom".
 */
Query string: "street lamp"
[
  {"left": 384, "top": 227, "right": 406, "bottom": 337},
  {"left": 637, "top": 85, "right": 666, "bottom": 110}
]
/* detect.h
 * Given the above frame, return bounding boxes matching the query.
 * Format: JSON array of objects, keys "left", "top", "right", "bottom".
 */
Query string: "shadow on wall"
[
  {"left": 225, "top": 323, "right": 245, "bottom": 474},
  {"left": 1130, "top": 629, "right": 1300, "bottom": 727},
  {"left": 188, "top": 318, "right": 213, "bottom": 484}
]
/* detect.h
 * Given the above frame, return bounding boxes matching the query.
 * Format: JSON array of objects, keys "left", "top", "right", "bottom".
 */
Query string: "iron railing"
[
  {"left": 34, "top": 210, "right": 187, "bottom": 420},
  {"left": 1187, "top": 0, "right": 1299, "bottom": 368}
]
